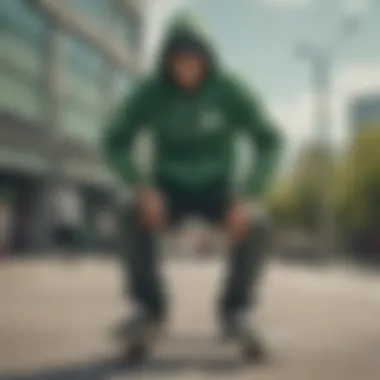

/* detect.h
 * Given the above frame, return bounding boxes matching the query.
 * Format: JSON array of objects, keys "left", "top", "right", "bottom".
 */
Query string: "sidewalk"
[{"left": 1, "top": 258, "right": 380, "bottom": 379}]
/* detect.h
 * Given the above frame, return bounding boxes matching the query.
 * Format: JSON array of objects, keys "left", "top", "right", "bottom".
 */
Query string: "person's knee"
[
  {"left": 121, "top": 202, "right": 154, "bottom": 237},
  {"left": 237, "top": 218, "right": 272, "bottom": 248},
  {"left": 122, "top": 200, "right": 167, "bottom": 235},
  {"left": 118, "top": 202, "right": 154, "bottom": 264}
]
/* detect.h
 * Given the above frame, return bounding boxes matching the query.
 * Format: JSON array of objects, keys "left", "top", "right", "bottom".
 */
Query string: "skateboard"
[
  {"left": 115, "top": 327, "right": 267, "bottom": 366},
  {"left": 229, "top": 333, "right": 268, "bottom": 363}
]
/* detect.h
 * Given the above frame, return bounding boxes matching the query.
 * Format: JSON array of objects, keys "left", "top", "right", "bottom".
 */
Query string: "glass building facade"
[
  {"left": 62, "top": 0, "right": 139, "bottom": 146},
  {"left": 0, "top": 0, "right": 143, "bottom": 252},
  {"left": 0, "top": 0, "right": 139, "bottom": 146},
  {"left": 60, "top": 34, "right": 105, "bottom": 145},
  {"left": 0, "top": 0, "right": 47, "bottom": 123},
  {"left": 351, "top": 93, "right": 380, "bottom": 135}
]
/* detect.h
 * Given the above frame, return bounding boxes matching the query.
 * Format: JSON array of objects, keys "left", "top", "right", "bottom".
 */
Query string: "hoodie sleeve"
[
  {"left": 103, "top": 79, "right": 153, "bottom": 190},
  {"left": 228, "top": 77, "right": 283, "bottom": 198}
]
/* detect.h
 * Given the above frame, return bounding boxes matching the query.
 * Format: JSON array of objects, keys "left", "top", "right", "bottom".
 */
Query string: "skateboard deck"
[{"left": 114, "top": 328, "right": 267, "bottom": 366}]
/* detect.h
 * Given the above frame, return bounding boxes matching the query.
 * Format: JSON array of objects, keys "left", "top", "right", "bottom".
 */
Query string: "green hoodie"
[{"left": 103, "top": 14, "right": 283, "bottom": 197}]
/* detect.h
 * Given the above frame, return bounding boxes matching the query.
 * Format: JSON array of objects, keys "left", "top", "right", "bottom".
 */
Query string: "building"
[
  {"left": 347, "top": 92, "right": 380, "bottom": 261},
  {"left": 0, "top": 0, "right": 144, "bottom": 253},
  {"left": 350, "top": 92, "right": 380, "bottom": 136}
]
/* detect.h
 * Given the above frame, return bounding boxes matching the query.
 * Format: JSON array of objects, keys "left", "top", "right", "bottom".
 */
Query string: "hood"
[{"left": 157, "top": 11, "right": 218, "bottom": 83}]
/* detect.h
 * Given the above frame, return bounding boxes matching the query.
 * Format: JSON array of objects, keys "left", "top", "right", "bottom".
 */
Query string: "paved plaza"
[{"left": 1, "top": 257, "right": 380, "bottom": 380}]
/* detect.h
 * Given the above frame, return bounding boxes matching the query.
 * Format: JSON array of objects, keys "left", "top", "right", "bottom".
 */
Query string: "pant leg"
[
  {"left": 219, "top": 219, "right": 271, "bottom": 317},
  {"left": 188, "top": 182, "right": 271, "bottom": 317},
  {"left": 119, "top": 180, "right": 190, "bottom": 320},
  {"left": 120, "top": 203, "right": 167, "bottom": 320}
]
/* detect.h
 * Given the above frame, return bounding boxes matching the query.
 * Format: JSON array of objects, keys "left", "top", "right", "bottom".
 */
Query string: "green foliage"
[
  {"left": 270, "top": 128, "right": 380, "bottom": 233},
  {"left": 269, "top": 144, "right": 326, "bottom": 231},
  {"left": 333, "top": 127, "right": 380, "bottom": 231}
]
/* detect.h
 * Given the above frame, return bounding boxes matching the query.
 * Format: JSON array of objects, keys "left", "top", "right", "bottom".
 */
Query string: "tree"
[
  {"left": 333, "top": 126, "right": 380, "bottom": 232},
  {"left": 269, "top": 144, "right": 328, "bottom": 232},
  {"left": 270, "top": 126, "right": 380, "bottom": 249}
]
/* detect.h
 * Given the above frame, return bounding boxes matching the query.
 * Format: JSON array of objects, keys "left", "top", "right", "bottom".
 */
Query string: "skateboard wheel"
[
  {"left": 124, "top": 343, "right": 149, "bottom": 365},
  {"left": 242, "top": 341, "right": 267, "bottom": 363}
]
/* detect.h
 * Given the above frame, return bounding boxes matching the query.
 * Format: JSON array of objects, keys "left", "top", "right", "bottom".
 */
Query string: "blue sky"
[{"left": 144, "top": 0, "right": 380, "bottom": 167}]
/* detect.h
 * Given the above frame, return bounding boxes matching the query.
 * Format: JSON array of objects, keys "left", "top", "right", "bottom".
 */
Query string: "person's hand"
[
  {"left": 225, "top": 200, "right": 253, "bottom": 243},
  {"left": 138, "top": 188, "right": 166, "bottom": 231}
]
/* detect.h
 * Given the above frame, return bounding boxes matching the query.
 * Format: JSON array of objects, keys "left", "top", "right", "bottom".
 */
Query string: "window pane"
[
  {"left": 113, "top": 71, "right": 133, "bottom": 99},
  {"left": 64, "top": 35, "right": 105, "bottom": 111},
  {"left": 60, "top": 102, "right": 101, "bottom": 145},
  {"left": 66, "top": 36, "right": 105, "bottom": 78},
  {"left": 0, "top": 30, "right": 43, "bottom": 78},
  {"left": 67, "top": 70, "right": 103, "bottom": 106},
  {"left": 0, "top": 0, "right": 47, "bottom": 47},
  {"left": 0, "top": 72, "right": 43, "bottom": 122}
]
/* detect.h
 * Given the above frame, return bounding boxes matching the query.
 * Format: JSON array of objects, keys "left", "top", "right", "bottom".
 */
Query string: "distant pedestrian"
[
  {"left": 0, "top": 198, "right": 13, "bottom": 260},
  {"left": 96, "top": 208, "right": 117, "bottom": 251},
  {"left": 52, "top": 187, "right": 83, "bottom": 259}
]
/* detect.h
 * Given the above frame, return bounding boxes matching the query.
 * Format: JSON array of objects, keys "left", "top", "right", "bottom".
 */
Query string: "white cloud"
[
  {"left": 345, "top": 0, "right": 371, "bottom": 15},
  {"left": 263, "top": 0, "right": 372, "bottom": 14},
  {"left": 262, "top": 0, "right": 313, "bottom": 9},
  {"left": 264, "top": 0, "right": 370, "bottom": 12},
  {"left": 271, "top": 63, "right": 380, "bottom": 167},
  {"left": 142, "top": 0, "right": 188, "bottom": 69}
]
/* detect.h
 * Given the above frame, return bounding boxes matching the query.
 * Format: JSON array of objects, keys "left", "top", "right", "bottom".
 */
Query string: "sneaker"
[
  {"left": 114, "top": 312, "right": 165, "bottom": 343},
  {"left": 221, "top": 311, "right": 268, "bottom": 362}
]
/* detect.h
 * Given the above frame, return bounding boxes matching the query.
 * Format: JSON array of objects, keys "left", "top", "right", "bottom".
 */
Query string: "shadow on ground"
[
  {"left": 1, "top": 335, "right": 272, "bottom": 380},
  {"left": 2, "top": 357, "right": 247, "bottom": 380}
]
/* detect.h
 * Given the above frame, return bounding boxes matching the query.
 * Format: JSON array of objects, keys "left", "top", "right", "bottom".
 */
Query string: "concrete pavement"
[{"left": 0, "top": 257, "right": 380, "bottom": 380}]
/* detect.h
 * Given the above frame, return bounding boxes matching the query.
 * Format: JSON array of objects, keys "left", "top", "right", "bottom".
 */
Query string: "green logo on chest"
[{"left": 199, "top": 109, "right": 225, "bottom": 132}]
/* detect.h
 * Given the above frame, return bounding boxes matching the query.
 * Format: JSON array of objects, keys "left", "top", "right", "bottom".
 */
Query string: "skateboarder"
[{"left": 104, "top": 13, "right": 283, "bottom": 359}]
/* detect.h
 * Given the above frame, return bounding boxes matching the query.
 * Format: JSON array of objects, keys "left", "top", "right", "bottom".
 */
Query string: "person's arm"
[
  {"left": 229, "top": 78, "right": 283, "bottom": 199},
  {"left": 103, "top": 80, "right": 153, "bottom": 191}
]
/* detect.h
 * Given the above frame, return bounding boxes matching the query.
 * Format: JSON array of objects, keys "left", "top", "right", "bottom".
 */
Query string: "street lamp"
[{"left": 294, "top": 16, "right": 360, "bottom": 258}]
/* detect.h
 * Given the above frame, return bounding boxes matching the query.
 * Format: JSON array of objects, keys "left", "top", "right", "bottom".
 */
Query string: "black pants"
[{"left": 120, "top": 177, "right": 270, "bottom": 320}]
